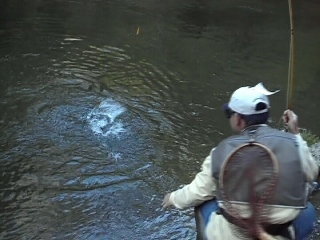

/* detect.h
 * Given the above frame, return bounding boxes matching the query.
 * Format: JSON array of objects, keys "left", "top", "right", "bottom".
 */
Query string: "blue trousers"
[{"left": 198, "top": 200, "right": 317, "bottom": 240}]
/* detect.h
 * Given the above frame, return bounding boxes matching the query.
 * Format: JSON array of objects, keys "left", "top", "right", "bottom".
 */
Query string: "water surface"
[{"left": 0, "top": 0, "right": 320, "bottom": 239}]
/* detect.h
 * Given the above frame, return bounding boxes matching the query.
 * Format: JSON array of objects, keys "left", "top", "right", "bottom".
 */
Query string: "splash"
[{"left": 87, "top": 98, "right": 126, "bottom": 138}]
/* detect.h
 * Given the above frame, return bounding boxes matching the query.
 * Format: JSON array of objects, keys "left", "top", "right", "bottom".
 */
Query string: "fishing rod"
[
  {"left": 279, "top": 0, "right": 295, "bottom": 129},
  {"left": 286, "top": 0, "right": 295, "bottom": 110}
]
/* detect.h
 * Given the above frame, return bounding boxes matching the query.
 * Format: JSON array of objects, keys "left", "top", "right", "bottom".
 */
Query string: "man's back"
[{"left": 212, "top": 125, "right": 307, "bottom": 209}]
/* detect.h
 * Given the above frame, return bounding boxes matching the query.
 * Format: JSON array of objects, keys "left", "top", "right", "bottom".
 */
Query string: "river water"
[{"left": 1, "top": 0, "right": 320, "bottom": 239}]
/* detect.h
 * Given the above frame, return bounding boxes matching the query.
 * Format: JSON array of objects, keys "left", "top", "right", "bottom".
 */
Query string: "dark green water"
[{"left": 0, "top": 0, "right": 319, "bottom": 239}]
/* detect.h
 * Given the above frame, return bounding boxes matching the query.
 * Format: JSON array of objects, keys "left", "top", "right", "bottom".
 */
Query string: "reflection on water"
[{"left": 0, "top": 0, "right": 320, "bottom": 239}]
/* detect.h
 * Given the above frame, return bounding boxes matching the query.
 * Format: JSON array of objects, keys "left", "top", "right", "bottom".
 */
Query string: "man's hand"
[
  {"left": 283, "top": 109, "right": 299, "bottom": 134},
  {"left": 162, "top": 193, "right": 173, "bottom": 209}
]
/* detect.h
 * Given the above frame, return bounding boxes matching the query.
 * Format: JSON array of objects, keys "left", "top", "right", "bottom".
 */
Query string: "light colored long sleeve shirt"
[{"left": 169, "top": 133, "right": 318, "bottom": 240}]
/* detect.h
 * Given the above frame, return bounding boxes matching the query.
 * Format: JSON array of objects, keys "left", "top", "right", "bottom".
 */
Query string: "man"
[{"left": 162, "top": 83, "right": 318, "bottom": 240}]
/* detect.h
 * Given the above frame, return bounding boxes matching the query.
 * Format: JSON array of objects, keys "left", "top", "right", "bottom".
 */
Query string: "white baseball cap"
[{"left": 223, "top": 83, "right": 280, "bottom": 115}]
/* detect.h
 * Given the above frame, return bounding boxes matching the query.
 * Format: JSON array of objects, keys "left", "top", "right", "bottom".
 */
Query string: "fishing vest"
[{"left": 211, "top": 125, "right": 307, "bottom": 208}]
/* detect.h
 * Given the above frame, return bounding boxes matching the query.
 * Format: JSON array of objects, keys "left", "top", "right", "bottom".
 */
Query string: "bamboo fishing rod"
[{"left": 286, "top": 0, "right": 295, "bottom": 110}]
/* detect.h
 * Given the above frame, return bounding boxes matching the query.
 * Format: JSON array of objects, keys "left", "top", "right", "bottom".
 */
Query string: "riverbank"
[
  {"left": 309, "top": 139, "right": 320, "bottom": 239},
  {"left": 311, "top": 142, "right": 320, "bottom": 167}
]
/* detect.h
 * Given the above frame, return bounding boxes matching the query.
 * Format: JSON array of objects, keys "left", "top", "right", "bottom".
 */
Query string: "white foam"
[
  {"left": 109, "top": 152, "right": 122, "bottom": 161},
  {"left": 87, "top": 98, "right": 126, "bottom": 137}
]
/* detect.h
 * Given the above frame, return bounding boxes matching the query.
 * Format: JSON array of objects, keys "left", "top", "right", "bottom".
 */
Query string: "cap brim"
[{"left": 222, "top": 103, "right": 230, "bottom": 110}]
